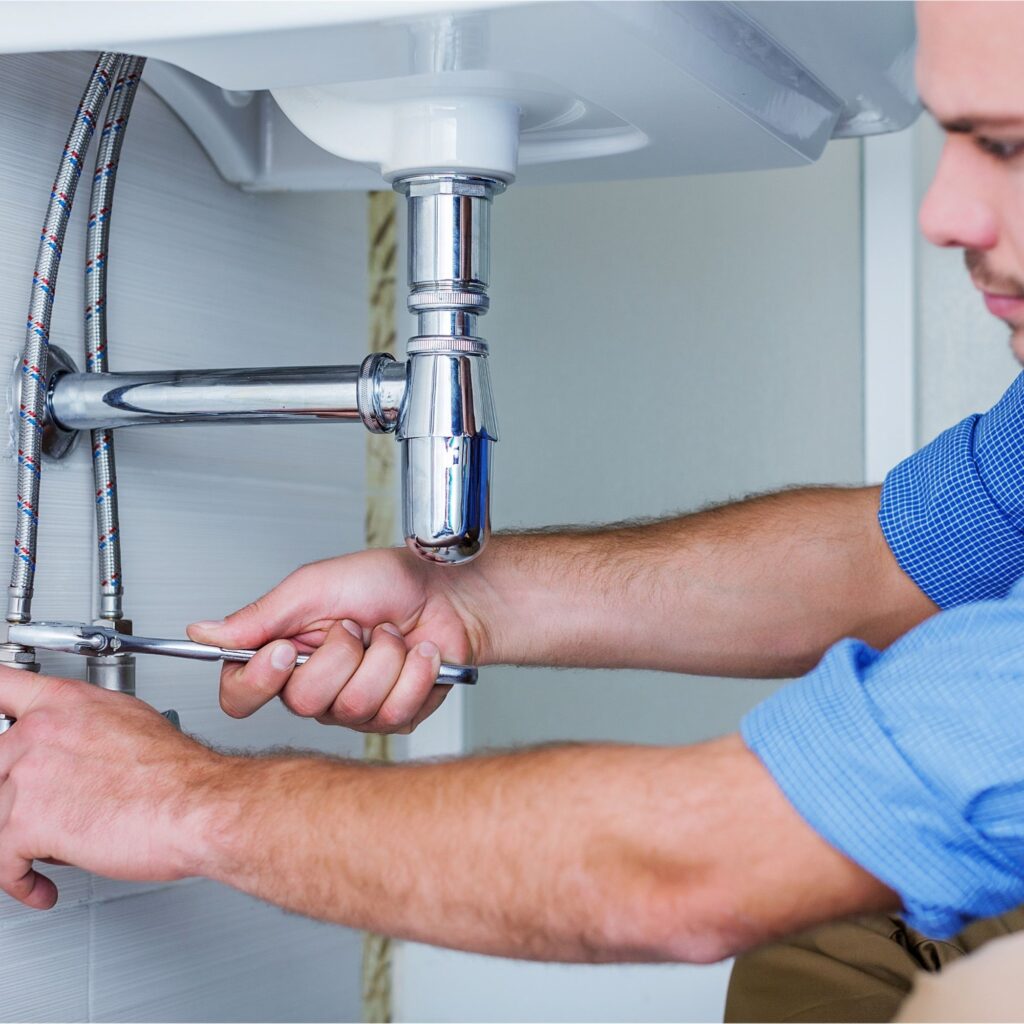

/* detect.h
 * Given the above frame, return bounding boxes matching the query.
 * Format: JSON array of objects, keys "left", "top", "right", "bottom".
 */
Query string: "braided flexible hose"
[
  {"left": 8, "top": 53, "right": 121, "bottom": 625},
  {"left": 85, "top": 55, "right": 145, "bottom": 622}
]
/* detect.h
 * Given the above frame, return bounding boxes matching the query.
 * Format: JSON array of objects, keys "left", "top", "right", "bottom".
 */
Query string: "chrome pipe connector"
[
  {"left": 358, "top": 352, "right": 401, "bottom": 434},
  {"left": 394, "top": 174, "right": 503, "bottom": 565},
  {"left": 87, "top": 654, "right": 136, "bottom": 694}
]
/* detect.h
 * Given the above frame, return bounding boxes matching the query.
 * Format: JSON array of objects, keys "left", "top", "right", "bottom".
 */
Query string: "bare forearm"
[
  {"left": 197, "top": 736, "right": 894, "bottom": 963},
  {"left": 451, "top": 486, "right": 937, "bottom": 677}
]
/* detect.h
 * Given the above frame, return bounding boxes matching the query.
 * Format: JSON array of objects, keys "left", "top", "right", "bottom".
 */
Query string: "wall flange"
[{"left": 9, "top": 344, "right": 81, "bottom": 462}]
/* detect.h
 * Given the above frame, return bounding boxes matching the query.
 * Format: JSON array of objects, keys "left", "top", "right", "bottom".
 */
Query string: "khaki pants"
[{"left": 724, "top": 908, "right": 1024, "bottom": 1022}]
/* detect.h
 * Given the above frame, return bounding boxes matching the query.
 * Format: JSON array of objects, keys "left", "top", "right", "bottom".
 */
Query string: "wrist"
[
  {"left": 181, "top": 752, "right": 262, "bottom": 883},
  {"left": 435, "top": 534, "right": 519, "bottom": 665}
]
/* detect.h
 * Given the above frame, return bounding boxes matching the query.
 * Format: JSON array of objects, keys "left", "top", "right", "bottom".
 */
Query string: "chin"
[{"left": 1011, "top": 330, "right": 1024, "bottom": 366}]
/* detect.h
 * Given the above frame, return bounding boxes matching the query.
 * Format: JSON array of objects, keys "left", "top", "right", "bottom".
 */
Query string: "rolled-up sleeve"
[
  {"left": 742, "top": 581, "right": 1024, "bottom": 938},
  {"left": 879, "top": 371, "right": 1024, "bottom": 608}
]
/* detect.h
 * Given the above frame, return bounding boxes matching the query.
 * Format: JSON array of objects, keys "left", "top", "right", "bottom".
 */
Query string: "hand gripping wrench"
[{"left": 6, "top": 621, "right": 477, "bottom": 684}]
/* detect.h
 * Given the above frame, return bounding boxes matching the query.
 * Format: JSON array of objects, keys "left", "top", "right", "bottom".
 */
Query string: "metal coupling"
[
  {"left": 357, "top": 352, "right": 402, "bottom": 434},
  {"left": 86, "top": 617, "right": 135, "bottom": 694},
  {"left": 99, "top": 596, "right": 126, "bottom": 624},
  {"left": 0, "top": 644, "right": 38, "bottom": 670},
  {"left": 5, "top": 593, "right": 31, "bottom": 625},
  {"left": 86, "top": 654, "right": 136, "bottom": 695},
  {"left": 396, "top": 174, "right": 504, "bottom": 334},
  {"left": 0, "top": 622, "right": 39, "bottom": 672}
]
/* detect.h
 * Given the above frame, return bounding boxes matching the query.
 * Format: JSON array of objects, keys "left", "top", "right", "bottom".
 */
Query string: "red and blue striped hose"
[
  {"left": 9, "top": 53, "right": 122, "bottom": 624},
  {"left": 85, "top": 55, "right": 146, "bottom": 621}
]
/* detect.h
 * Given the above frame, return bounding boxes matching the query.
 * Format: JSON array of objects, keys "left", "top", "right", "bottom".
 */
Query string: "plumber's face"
[{"left": 917, "top": 1, "right": 1024, "bottom": 363}]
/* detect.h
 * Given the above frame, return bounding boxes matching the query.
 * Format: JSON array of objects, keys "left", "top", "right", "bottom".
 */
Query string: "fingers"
[
  {"left": 0, "top": 784, "right": 56, "bottom": 910},
  {"left": 279, "top": 620, "right": 364, "bottom": 718},
  {"left": 216, "top": 619, "right": 448, "bottom": 732},
  {"left": 218, "top": 640, "right": 298, "bottom": 719},
  {"left": 0, "top": 665, "right": 61, "bottom": 720},
  {"left": 397, "top": 684, "right": 452, "bottom": 735},
  {"left": 320, "top": 629, "right": 441, "bottom": 732},
  {"left": 188, "top": 563, "right": 326, "bottom": 649},
  {"left": 0, "top": 860, "right": 57, "bottom": 910},
  {"left": 362, "top": 641, "right": 443, "bottom": 732}
]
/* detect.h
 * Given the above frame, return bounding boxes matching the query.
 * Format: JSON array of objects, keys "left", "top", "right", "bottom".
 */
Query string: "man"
[{"left": 0, "top": 0, "right": 1021, "bottom": 997}]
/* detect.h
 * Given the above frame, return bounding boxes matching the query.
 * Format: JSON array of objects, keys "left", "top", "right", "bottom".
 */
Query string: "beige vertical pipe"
[{"left": 362, "top": 189, "right": 398, "bottom": 1024}]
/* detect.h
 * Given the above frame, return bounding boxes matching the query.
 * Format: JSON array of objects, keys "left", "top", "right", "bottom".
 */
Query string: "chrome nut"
[{"left": 0, "top": 643, "right": 40, "bottom": 671}]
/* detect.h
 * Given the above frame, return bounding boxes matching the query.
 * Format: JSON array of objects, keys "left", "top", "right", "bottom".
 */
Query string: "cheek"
[{"left": 998, "top": 174, "right": 1024, "bottom": 264}]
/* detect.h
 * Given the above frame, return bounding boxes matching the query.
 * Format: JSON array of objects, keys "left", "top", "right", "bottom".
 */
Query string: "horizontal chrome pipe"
[{"left": 49, "top": 360, "right": 407, "bottom": 432}]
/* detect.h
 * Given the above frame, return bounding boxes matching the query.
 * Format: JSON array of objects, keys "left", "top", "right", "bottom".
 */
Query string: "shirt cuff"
[
  {"left": 741, "top": 637, "right": 1024, "bottom": 938},
  {"left": 879, "top": 372, "right": 1024, "bottom": 608}
]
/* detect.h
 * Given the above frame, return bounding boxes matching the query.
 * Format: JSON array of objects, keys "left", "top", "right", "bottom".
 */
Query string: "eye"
[{"left": 976, "top": 136, "right": 1024, "bottom": 160}]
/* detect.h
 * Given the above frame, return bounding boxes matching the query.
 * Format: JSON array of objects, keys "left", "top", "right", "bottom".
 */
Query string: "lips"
[{"left": 983, "top": 291, "right": 1024, "bottom": 320}]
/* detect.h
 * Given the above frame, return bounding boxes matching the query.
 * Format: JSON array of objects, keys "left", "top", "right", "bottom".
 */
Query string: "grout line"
[
  {"left": 361, "top": 189, "right": 397, "bottom": 1024},
  {"left": 87, "top": 874, "right": 95, "bottom": 1022}
]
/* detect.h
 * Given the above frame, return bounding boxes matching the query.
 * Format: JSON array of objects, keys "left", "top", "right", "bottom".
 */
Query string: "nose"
[{"left": 919, "top": 139, "right": 999, "bottom": 250}]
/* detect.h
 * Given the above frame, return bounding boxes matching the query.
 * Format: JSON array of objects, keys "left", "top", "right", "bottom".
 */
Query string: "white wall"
[
  {"left": 396, "top": 141, "right": 865, "bottom": 1021},
  {"left": 0, "top": 52, "right": 366, "bottom": 1021},
  {"left": 471, "top": 144, "right": 864, "bottom": 753}
]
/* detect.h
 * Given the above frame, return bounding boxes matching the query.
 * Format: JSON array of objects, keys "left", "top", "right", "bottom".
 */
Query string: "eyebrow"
[{"left": 921, "top": 101, "right": 1024, "bottom": 133}]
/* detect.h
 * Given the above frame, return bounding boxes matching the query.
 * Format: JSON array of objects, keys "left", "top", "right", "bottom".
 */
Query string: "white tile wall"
[{"left": 0, "top": 51, "right": 367, "bottom": 1021}]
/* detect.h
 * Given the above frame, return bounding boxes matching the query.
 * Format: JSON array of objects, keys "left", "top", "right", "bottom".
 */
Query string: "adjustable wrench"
[{"left": 7, "top": 621, "right": 477, "bottom": 685}]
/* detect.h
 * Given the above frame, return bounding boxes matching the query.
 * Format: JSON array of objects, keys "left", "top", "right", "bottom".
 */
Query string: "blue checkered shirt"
[{"left": 743, "top": 371, "right": 1024, "bottom": 938}]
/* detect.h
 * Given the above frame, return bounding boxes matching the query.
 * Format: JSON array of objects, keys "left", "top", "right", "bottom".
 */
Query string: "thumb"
[{"left": 188, "top": 569, "right": 320, "bottom": 649}]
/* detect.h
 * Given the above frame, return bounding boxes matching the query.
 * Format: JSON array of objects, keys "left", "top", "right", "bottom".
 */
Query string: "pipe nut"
[
  {"left": 408, "top": 289, "right": 489, "bottom": 315},
  {"left": 407, "top": 336, "right": 489, "bottom": 357},
  {"left": 0, "top": 643, "right": 40, "bottom": 670},
  {"left": 394, "top": 175, "right": 506, "bottom": 200},
  {"left": 358, "top": 353, "right": 400, "bottom": 434}
]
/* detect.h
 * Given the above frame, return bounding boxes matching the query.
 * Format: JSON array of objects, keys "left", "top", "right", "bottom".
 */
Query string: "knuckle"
[
  {"left": 280, "top": 687, "right": 330, "bottom": 720},
  {"left": 18, "top": 708, "right": 58, "bottom": 744},
  {"left": 374, "top": 627, "right": 405, "bottom": 649},
  {"left": 5, "top": 799, "right": 29, "bottom": 834},
  {"left": 331, "top": 691, "right": 376, "bottom": 725},
  {"left": 236, "top": 598, "right": 265, "bottom": 621},
  {"left": 3, "top": 876, "right": 29, "bottom": 900},
  {"left": 48, "top": 677, "right": 83, "bottom": 701},
  {"left": 322, "top": 636, "right": 363, "bottom": 667},
  {"left": 373, "top": 708, "right": 406, "bottom": 731},
  {"left": 333, "top": 628, "right": 364, "bottom": 653},
  {"left": 246, "top": 667, "right": 285, "bottom": 701},
  {"left": 219, "top": 693, "right": 249, "bottom": 719},
  {"left": 284, "top": 561, "right": 319, "bottom": 591},
  {"left": 219, "top": 668, "right": 264, "bottom": 715}
]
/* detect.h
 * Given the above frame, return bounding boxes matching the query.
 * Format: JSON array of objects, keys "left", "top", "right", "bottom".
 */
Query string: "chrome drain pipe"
[{"left": 393, "top": 174, "right": 502, "bottom": 565}]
